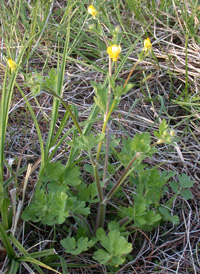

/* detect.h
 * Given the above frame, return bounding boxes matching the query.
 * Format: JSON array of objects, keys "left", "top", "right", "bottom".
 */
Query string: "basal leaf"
[
  {"left": 180, "top": 189, "right": 193, "bottom": 200},
  {"left": 178, "top": 174, "right": 194, "bottom": 189},
  {"left": 62, "top": 166, "right": 81, "bottom": 186},
  {"left": 158, "top": 207, "right": 179, "bottom": 225},
  {"left": 40, "top": 161, "right": 65, "bottom": 182},
  {"left": 61, "top": 237, "right": 95, "bottom": 255},
  {"left": 169, "top": 181, "right": 179, "bottom": 194},
  {"left": 94, "top": 228, "right": 132, "bottom": 267}
]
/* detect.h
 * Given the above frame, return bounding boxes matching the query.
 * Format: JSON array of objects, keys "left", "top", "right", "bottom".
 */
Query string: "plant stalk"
[
  {"left": 102, "top": 152, "right": 140, "bottom": 204},
  {"left": 123, "top": 59, "right": 140, "bottom": 89},
  {"left": 43, "top": 85, "right": 82, "bottom": 135}
]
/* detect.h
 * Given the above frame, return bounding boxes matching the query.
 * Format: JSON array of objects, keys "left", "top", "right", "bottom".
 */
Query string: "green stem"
[
  {"left": 95, "top": 57, "right": 112, "bottom": 230},
  {"left": 103, "top": 153, "right": 140, "bottom": 204},
  {"left": 42, "top": 85, "right": 82, "bottom": 135},
  {"left": 95, "top": 203, "right": 106, "bottom": 232},
  {"left": 90, "top": 152, "right": 104, "bottom": 204},
  {"left": 96, "top": 98, "right": 117, "bottom": 162}
]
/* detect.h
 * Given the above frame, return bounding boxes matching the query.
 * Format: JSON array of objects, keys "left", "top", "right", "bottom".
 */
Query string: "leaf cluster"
[{"left": 22, "top": 162, "right": 90, "bottom": 225}]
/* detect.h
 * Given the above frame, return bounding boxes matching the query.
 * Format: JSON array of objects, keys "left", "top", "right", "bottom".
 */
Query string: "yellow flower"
[
  {"left": 7, "top": 59, "right": 17, "bottom": 72},
  {"left": 143, "top": 38, "right": 152, "bottom": 52},
  {"left": 107, "top": 45, "right": 121, "bottom": 62},
  {"left": 88, "top": 5, "right": 97, "bottom": 19}
]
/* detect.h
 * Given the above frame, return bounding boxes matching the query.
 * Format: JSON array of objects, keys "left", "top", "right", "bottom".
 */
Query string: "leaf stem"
[
  {"left": 96, "top": 98, "right": 117, "bottom": 162},
  {"left": 103, "top": 152, "right": 140, "bottom": 204},
  {"left": 123, "top": 59, "right": 140, "bottom": 89},
  {"left": 42, "top": 85, "right": 82, "bottom": 135}
]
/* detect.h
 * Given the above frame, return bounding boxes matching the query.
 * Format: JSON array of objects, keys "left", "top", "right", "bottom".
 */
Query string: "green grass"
[{"left": 0, "top": 0, "right": 199, "bottom": 273}]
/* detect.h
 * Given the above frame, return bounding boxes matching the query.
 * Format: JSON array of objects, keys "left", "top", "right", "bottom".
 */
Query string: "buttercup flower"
[
  {"left": 107, "top": 45, "right": 121, "bottom": 62},
  {"left": 88, "top": 5, "right": 97, "bottom": 19},
  {"left": 143, "top": 38, "right": 152, "bottom": 52},
  {"left": 7, "top": 59, "right": 17, "bottom": 72}
]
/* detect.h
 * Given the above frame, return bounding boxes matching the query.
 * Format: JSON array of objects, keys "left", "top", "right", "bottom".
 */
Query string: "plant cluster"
[{"left": 0, "top": 2, "right": 195, "bottom": 273}]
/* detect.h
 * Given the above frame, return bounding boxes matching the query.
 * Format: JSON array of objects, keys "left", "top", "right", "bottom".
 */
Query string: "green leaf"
[
  {"left": 61, "top": 237, "right": 95, "bottom": 255},
  {"left": 92, "top": 81, "right": 109, "bottom": 113},
  {"left": 93, "top": 249, "right": 113, "bottom": 265},
  {"left": 67, "top": 133, "right": 105, "bottom": 152},
  {"left": 178, "top": 174, "right": 194, "bottom": 189},
  {"left": 1, "top": 197, "right": 11, "bottom": 230},
  {"left": 84, "top": 164, "right": 104, "bottom": 178},
  {"left": 169, "top": 181, "right": 179, "bottom": 194},
  {"left": 131, "top": 132, "right": 151, "bottom": 154},
  {"left": 62, "top": 166, "right": 81, "bottom": 187},
  {"left": 158, "top": 207, "right": 179, "bottom": 225},
  {"left": 45, "top": 68, "right": 57, "bottom": 91},
  {"left": 108, "top": 221, "right": 120, "bottom": 232},
  {"left": 22, "top": 189, "right": 70, "bottom": 225},
  {"left": 154, "top": 120, "right": 177, "bottom": 144},
  {"left": 77, "top": 181, "right": 98, "bottom": 203},
  {"left": 40, "top": 161, "right": 65, "bottom": 182},
  {"left": 180, "top": 189, "right": 193, "bottom": 200},
  {"left": 94, "top": 228, "right": 132, "bottom": 267},
  {"left": 26, "top": 71, "right": 43, "bottom": 96},
  {"left": 0, "top": 222, "right": 15, "bottom": 260},
  {"left": 22, "top": 188, "right": 90, "bottom": 225},
  {"left": 114, "top": 83, "right": 134, "bottom": 97},
  {"left": 66, "top": 197, "right": 90, "bottom": 216},
  {"left": 145, "top": 211, "right": 161, "bottom": 226}
]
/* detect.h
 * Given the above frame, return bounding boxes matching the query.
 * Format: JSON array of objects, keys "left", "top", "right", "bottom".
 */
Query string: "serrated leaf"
[
  {"left": 131, "top": 132, "right": 151, "bottom": 153},
  {"left": 134, "top": 216, "right": 146, "bottom": 227},
  {"left": 134, "top": 203, "right": 146, "bottom": 216},
  {"left": 169, "top": 181, "right": 179, "bottom": 194},
  {"left": 40, "top": 161, "right": 65, "bottom": 182},
  {"left": 178, "top": 174, "right": 194, "bottom": 189},
  {"left": 180, "top": 189, "right": 193, "bottom": 200},
  {"left": 45, "top": 68, "right": 57, "bottom": 91},
  {"left": 84, "top": 164, "right": 104, "bottom": 178},
  {"left": 93, "top": 249, "right": 113, "bottom": 265},
  {"left": 61, "top": 237, "right": 95, "bottom": 255},
  {"left": 94, "top": 228, "right": 132, "bottom": 267},
  {"left": 67, "top": 133, "right": 105, "bottom": 152},
  {"left": 108, "top": 221, "right": 120, "bottom": 232},
  {"left": 22, "top": 189, "right": 90, "bottom": 225},
  {"left": 62, "top": 166, "right": 81, "bottom": 186},
  {"left": 92, "top": 81, "right": 109, "bottom": 112},
  {"left": 158, "top": 207, "right": 179, "bottom": 225},
  {"left": 159, "top": 120, "right": 168, "bottom": 135},
  {"left": 114, "top": 83, "right": 134, "bottom": 97},
  {"left": 145, "top": 211, "right": 161, "bottom": 226},
  {"left": 26, "top": 71, "right": 43, "bottom": 96},
  {"left": 77, "top": 181, "right": 98, "bottom": 203},
  {"left": 22, "top": 189, "right": 70, "bottom": 225},
  {"left": 108, "top": 77, "right": 115, "bottom": 90},
  {"left": 66, "top": 197, "right": 90, "bottom": 216}
]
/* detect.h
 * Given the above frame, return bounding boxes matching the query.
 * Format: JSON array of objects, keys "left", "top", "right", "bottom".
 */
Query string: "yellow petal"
[
  {"left": 7, "top": 59, "right": 17, "bottom": 72},
  {"left": 143, "top": 38, "right": 152, "bottom": 51},
  {"left": 107, "top": 45, "right": 121, "bottom": 62},
  {"left": 88, "top": 5, "right": 97, "bottom": 19}
]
